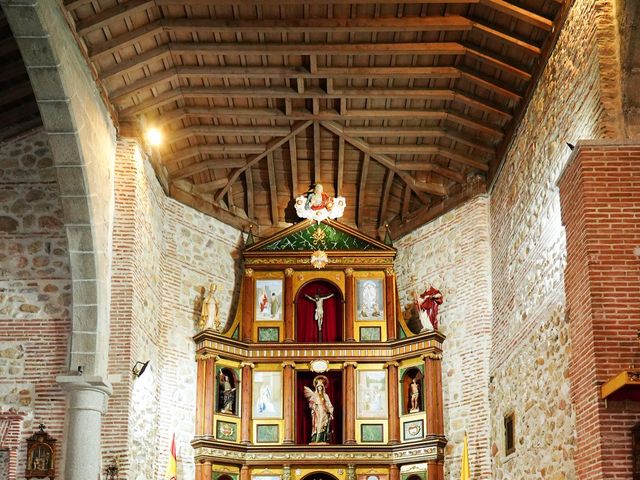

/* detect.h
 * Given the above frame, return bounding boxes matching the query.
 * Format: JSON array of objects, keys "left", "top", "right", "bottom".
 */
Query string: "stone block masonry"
[
  {"left": 559, "top": 142, "right": 640, "bottom": 480},
  {"left": 0, "top": 131, "right": 71, "bottom": 480},
  {"left": 395, "top": 195, "right": 493, "bottom": 480}
]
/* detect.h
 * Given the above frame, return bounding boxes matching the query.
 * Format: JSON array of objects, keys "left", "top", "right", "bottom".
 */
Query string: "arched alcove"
[
  {"left": 295, "top": 370, "right": 343, "bottom": 445},
  {"left": 295, "top": 280, "right": 343, "bottom": 342},
  {"left": 216, "top": 367, "right": 239, "bottom": 416},
  {"left": 301, "top": 471, "right": 340, "bottom": 480},
  {"left": 401, "top": 367, "right": 424, "bottom": 415}
]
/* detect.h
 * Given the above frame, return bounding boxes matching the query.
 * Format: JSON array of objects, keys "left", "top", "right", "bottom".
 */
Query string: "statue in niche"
[
  {"left": 305, "top": 292, "right": 335, "bottom": 341},
  {"left": 305, "top": 183, "right": 334, "bottom": 212},
  {"left": 200, "top": 283, "right": 221, "bottom": 332},
  {"left": 414, "top": 285, "right": 443, "bottom": 331},
  {"left": 409, "top": 377, "right": 421, "bottom": 413},
  {"left": 303, "top": 375, "right": 334, "bottom": 444},
  {"left": 218, "top": 370, "right": 236, "bottom": 414}
]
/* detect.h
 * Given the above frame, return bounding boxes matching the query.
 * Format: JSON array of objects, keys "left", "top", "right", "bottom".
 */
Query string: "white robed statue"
[{"left": 303, "top": 375, "right": 334, "bottom": 443}]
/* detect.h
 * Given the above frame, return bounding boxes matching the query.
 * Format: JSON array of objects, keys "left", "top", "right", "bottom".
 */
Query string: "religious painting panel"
[
  {"left": 252, "top": 371, "right": 283, "bottom": 419},
  {"left": 356, "top": 278, "right": 385, "bottom": 321},
  {"left": 360, "top": 424, "right": 384, "bottom": 443},
  {"left": 255, "top": 424, "right": 280, "bottom": 443},
  {"left": 257, "top": 327, "right": 279, "bottom": 342},
  {"left": 359, "top": 326, "right": 382, "bottom": 342},
  {"left": 216, "top": 420, "right": 237, "bottom": 442},
  {"left": 357, "top": 370, "right": 388, "bottom": 419},
  {"left": 255, "top": 279, "right": 283, "bottom": 321},
  {"left": 403, "top": 419, "right": 424, "bottom": 441}
]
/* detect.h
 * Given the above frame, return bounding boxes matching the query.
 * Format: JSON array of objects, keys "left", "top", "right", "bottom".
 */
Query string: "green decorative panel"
[
  {"left": 361, "top": 423, "right": 384, "bottom": 443},
  {"left": 360, "top": 326, "right": 382, "bottom": 342},
  {"left": 256, "top": 424, "right": 279, "bottom": 443},
  {"left": 260, "top": 223, "right": 376, "bottom": 251},
  {"left": 257, "top": 327, "right": 279, "bottom": 342},
  {"left": 216, "top": 421, "right": 237, "bottom": 442}
]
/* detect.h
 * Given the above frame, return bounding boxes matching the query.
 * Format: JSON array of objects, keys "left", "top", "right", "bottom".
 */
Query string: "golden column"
[
  {"left": 343, "top": 361, "right": 358, "bottom": 444},
  {"left": 344, "top": 268, "right": 355, "bottom": 342},
  {"left": 385, "top": 267, "right": 397, "bottom": 340},
  {"left": 240, "top": 361, "right": 254, "bottom": 444},
  {"left": 282, "top": 361, "right": 296, "bottom": 443},
  {"left": 424, "top": 352, "right": 444, "bottom": 436},
  {"left": 386, "top": 361, "right": 400, "bottom": 444},
  {"left": 284, "top": 268, "right": 295, "bottom": 342},
  {"left": 241, "top": 269, "right": 254, "bottom": 342}
]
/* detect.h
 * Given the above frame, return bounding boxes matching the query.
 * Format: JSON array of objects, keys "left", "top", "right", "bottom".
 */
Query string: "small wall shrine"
[{"left": 193, "top": 204, "right": 446, "bottom": 480}]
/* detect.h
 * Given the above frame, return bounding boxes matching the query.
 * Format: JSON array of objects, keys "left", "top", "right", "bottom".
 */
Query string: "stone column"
[
  {"left": 282, "top": 361, "right": 296, "bottom": 444},
  {"left": 344, "top": 268, "right": 355, "bottom": 342},
  {"left": 343, "top": 362, "right": 357, "bottom": 444},
  {"left": 240, "top": 362, "right": 254, "bottom": 444},
  {"left": 385, "top": 361, "right": 400, "bottom": 444},
  {"left": 203, "top": 354, "right": 218, "bottom": 436},
  {"left": 385, "top": 267, "right": 397, "bottom": 340},
  {"left": 389, "top": 465, "right": 400, "bottom": 480},
  {"left": 284, "top": 268, "right": 295, "bottom": 342},
  {"left": 242, "top": 269, "right": 255, "bottom": 342},
  {"left": 424, "top": 352, "right": 444, "bottom": 436},
  {"left": 56, "top": 376, "right": 112, "bottom": 480}
]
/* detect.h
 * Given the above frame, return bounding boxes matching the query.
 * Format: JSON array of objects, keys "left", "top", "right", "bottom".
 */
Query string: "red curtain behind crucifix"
[{"left": 295, "top": 280, "right": 343, "bottom": 342}]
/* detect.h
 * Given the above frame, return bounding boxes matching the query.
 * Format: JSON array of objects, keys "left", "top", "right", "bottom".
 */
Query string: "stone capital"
[
  {"left": 422, "top": 352, "right": 443, "bottom": 361},
  {"left": 343, "top": 361, "right": 358, "bottom": 369},
  {"left": 385, "top": 267, "right": 395, "bottom": 276},
  {"left": 56, "top": 375, "right": 112, "bottom": 414}
]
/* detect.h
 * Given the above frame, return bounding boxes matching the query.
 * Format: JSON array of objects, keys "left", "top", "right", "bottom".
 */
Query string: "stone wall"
[
  {"left": 103, "top": 140, "right": 243, "bottom": 479},
  {"left": 0, "top": 131, "right": 71, "bottom": 479},
  {"left": 487, "top": 0, "right": 612, "bottom": 477},
  {"left": 395, "top": 195, "right": 493, "bottom": 480}
]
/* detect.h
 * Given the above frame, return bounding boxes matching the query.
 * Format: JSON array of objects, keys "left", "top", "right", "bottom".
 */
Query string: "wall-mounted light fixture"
[{"left": 132, "top": 360, "right": 150, "bottom": 378}]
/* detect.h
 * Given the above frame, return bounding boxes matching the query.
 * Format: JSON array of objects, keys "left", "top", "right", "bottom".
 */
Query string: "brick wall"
[
  {"left": 395, "top": 195, "right": 493, "bottom": 480},
  {"left": 0, "top": 131, "right": 71, "bottom": 479},
  {"left": 487, "top": 0, "right": 613, "bottom": 476},
  {"left": 103, "top": 139, "right": 243, "bottom": 479},
  {"left": 559, "top": 142, "right": 640, "bottom": 480}
]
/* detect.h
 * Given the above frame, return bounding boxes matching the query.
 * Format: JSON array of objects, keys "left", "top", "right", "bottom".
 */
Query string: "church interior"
[{"left": 0, "top": 0, "right": 638, "bottom": 479}]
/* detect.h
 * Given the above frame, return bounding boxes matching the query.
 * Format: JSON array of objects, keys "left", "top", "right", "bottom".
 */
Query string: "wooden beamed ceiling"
[{"left": 64, "top": 0, "right": 567, "bottom": 240}]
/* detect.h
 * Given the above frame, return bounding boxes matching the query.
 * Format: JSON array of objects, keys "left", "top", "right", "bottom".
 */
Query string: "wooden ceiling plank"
[
  {"left": 378, "top": 170, "right": 395, "bottom": 229},
  {"left": 479, "top": 0, "right": 554, "bottom": 31},
  {"left": 170, "top": 158, "right": 247, "bottom": 180},
  {"left": 357, "top": 153, "right": 370, "bottom": 230},
  {"left": 289, "top": 138, "right": 298, "bottom": 197},
  {"left": 165, "top": 144, "right": 266, "bottom": 168},
  {"left": 193, "top": 177, "right": 229, "bottom": 194},
  {"left": 313, "top": 121, "right": 321, "bottom": 183},
  {"left": 396, "top": 162, "right": 466, "bottom": 183},
  {"left": 465, "top": 47, "right": 531, "bottom": 80},
  {"left": 109, "top": 69, "right": 177, "bottom": 101},
  {"left": 166, "top": 125, "right": 291, "bottom": 143},
  {"left": 245, "top": 168, "right": 255, "bottom": 221},
  {"left": 321, "top": 121, "right": 446, "bottom": 199},
  {"left": 89, "top": 20, "right": 164, "bottom": 59},
  {"left": 76, "top": 0, "right": 156, "bottom": 36},
  {"left": 266, "top": 152, "right": 278, "bottom": 226},
  {"left": 336, "top": 136, "right": 345, "bottom": 197},
  {"left": 216, "top": 120, "right": 312, "bottom": 202},
  {"left": 401, "top": 184, "right": 411, "bottom": 221},
  {"left": 101, "top": 45, "right": 171, "bottom": 80},
  {"left": 154, "top": 0, "right": 479, "bottom": 4},
  {"left": 472, "top": 21, "right": 542, "bottom": 56}
]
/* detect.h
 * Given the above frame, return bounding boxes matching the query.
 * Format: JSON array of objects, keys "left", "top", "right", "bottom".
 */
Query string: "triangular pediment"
[{"left": 245, "top": 219, "right": 395, "bottom": 253}]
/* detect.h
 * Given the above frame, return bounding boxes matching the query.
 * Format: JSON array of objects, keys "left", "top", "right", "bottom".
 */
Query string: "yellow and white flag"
[
  {"left": 461, "top": 432, "right": 470, "bottom": 480},
  {"left": 165, "top": 434, "right": 177, "bottom": 480}
]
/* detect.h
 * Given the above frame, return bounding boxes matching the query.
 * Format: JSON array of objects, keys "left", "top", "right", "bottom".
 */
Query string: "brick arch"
[{"left": 1, "top": 0, "right": 116, "bottom": 375}]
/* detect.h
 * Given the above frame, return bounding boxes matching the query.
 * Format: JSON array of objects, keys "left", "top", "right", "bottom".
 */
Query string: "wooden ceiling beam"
[
  {"left": 192, "top": 178, "right": 229, "bottom": 194},
  {"left": 336, "top": 136, "right": 345, "bottom": 198},
  {"left": 216, "top": 121, "right": 312, "bottom": 202},
  {"left": 76, "top": 0, "right": 156, "bottom": 36},
  {"left": 396, "top": 163, "right": 467, "bottom": 183},
  {"left": 479, "top": 0, "right": 554, "bottom": 31},
  {"left": 169, "top": 158, "right": 247, "bottom": 180},
  {"left": 245, "top": 168, "right": 255, "bottom": 221},
  {"left": 148, "top": 107, "right": 505, "bottom": 138},
  {"left": 372, "top": 145, "right": 489, "bottom": 171},
  {"left": 164, "top": 144, "right": 267, "bottom": 168},
  {"left": 378, "top": 171, "right": 395, "bottom": 229},
  {"left": 266, "top": 152, "right": 278, "bottom": 226},
  {"left": 357, "top": 153, "right": 370, "bottom": 230},
  {"left": 288, "top": 138, "right": 298, "bottom": 197},
  {"left": 101, "top": 45, "right": 172, "bottom": 80},
  {"left": 166, "top": 125, "right": 292, "bottom": 143},
  {"left": 321, "top": 121, "right": 446, "bottom": 199},
  {"left": 313, "top": 121, "right": 321, "bottom": 184}
]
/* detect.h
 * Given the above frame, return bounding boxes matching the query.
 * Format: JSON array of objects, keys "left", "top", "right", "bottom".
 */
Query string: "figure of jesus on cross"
[{"left": 305, "top": 291, "right": 334, "bottom": 341}]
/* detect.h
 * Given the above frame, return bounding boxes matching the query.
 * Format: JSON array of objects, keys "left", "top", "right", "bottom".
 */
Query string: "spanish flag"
[
  {"left": 165, "top": 434, "right": 177, "bottom": 480},
  {"left": 461, "top": 432, "right": 470, "bottom": 480}
]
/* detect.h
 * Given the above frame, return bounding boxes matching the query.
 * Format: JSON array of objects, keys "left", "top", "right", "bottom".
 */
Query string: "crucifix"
[{"left": 304, "top": 291, "right": 334, "bottom": 342}]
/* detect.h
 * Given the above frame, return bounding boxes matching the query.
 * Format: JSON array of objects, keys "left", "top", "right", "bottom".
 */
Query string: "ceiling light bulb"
[{"left": 146, "top": 127, "right": 162, "bottom": 146}]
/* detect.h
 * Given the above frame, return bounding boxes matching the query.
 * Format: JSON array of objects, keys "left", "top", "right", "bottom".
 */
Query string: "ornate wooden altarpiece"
[{"left": 193, "top": 219, "right": 446, "bottom": 480}]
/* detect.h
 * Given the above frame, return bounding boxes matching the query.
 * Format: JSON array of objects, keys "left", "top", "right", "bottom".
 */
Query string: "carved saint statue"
[
  {"left": 218, "top": 371, "right": 236, "bottom": 414},
  {"left": 414, "top": 286, "right": 443, "bottom": 331},
  {"left": 303, "top": 375, "right": 334, "bottom": 444},
  {"left": 409, "top": 377, "right": 421, "bottom": 413},
  {"left": 305, "top": 183, "right": 334, "bottom": 212},
  {"left": 201, "top": 283, "right": 221, "bottom": 332},
  {"left": 305, "top": 292, "right": 335, "bottom": 338}
]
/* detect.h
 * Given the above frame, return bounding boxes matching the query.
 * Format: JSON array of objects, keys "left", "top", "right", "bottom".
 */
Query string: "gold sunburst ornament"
[{"left": 310, "top": 250, "right": 329, "bottom": 269}]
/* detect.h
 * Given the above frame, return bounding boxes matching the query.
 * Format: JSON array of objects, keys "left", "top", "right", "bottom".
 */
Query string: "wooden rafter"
[
  {"left": 336, "top": 136, "right": 345, "bottom": 198},
  {"left": 169, "top": 158, "right": 247, "bottom": 180},
  {"left": 215, "top": 121, "right": 312, "bottom": 202},
  {"left": 164, "top": 144, "right": 266, "bottom": 167},
  {"left": 266, "top": 152, "right": 278, "bottom": 226},
  {"left": 313, "top": 121, "right": 321, "bottom": 184},
  {"left": 321, "top": 121, "right": 447, "bottom": 199},
  {"left": 288, "top": 138, "right": 298, "bottom": 197},
  {"left": 357, "top": 153, "right": 370, "bottom": 230},
  {"left": 378, "top": 170, "right": 395, "bottom": 230},
  {"left": 245, "top": 168, "right": 255, "bottom": 220}
]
